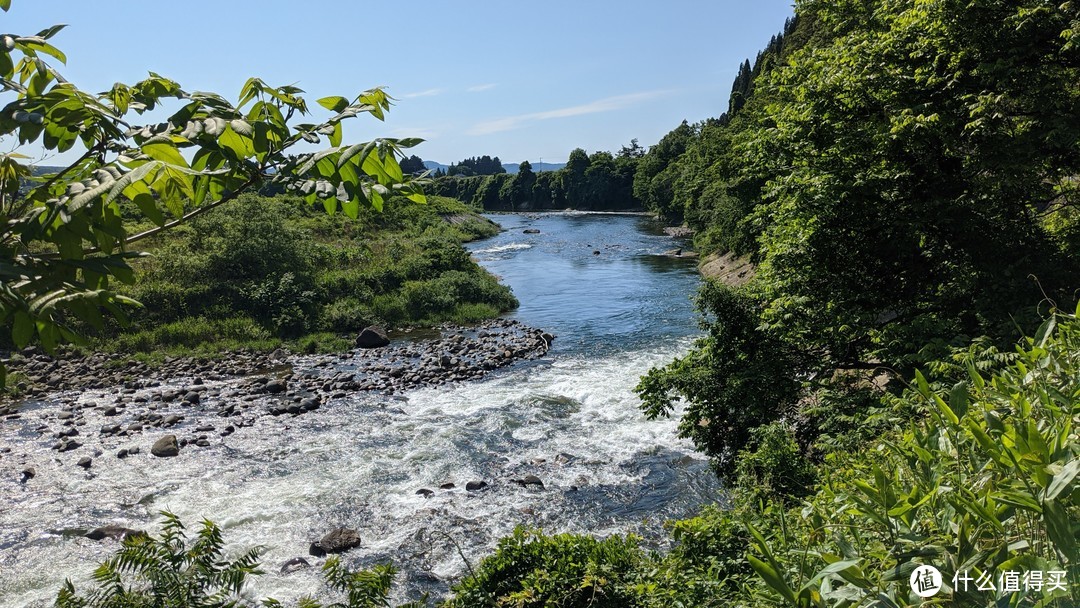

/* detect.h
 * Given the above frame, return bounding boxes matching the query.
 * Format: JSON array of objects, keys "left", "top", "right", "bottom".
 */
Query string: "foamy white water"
[{"left": 0, "top": 213, "right": 715, "bottom": 605}]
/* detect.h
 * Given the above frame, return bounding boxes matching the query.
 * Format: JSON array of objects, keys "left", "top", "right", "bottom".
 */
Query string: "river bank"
[{"left": 1, "top": 319, "right": 551, "bottom": 473}]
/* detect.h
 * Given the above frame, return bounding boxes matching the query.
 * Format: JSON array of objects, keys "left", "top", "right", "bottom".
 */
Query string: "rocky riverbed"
[{"left": 0, "top": 319, "right": 552, "bottom": 481}]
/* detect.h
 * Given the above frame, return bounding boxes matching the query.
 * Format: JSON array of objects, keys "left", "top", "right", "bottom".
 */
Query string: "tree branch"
[
  {"left": 36, "top": 140, "right": 107, "bottom": 197},
  {"left": 79, "top": 172, "right": 263, "bottom": 256}
]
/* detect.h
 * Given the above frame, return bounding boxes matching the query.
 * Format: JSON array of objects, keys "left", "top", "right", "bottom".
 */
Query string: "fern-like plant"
[{"left": 56, "top": 513, "right": 424, "bottom": 608}]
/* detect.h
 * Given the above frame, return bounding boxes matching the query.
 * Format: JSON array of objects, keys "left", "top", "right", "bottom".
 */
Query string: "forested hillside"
[{"left": 449, "top": 0, "right": 1080, "bottom": 605}]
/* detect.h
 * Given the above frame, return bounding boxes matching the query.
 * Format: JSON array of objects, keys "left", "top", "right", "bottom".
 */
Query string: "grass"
[{"left": 85, "top": 193, "right": 515, "bottom": 358}]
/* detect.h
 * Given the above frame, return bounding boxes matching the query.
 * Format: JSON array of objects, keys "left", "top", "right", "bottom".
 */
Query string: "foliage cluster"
[
  {"left": 636, "top": 0, "right": 1080, "bottom": 477},
  {"left": 430, "top": 145, "right": 643, "bottom": 212},
  {"left": 56, "top": 512, "right": 424, "bottom": 608},
  {"left": 0, "top": 0, "right": 425, "bottom": 383},
  {"left": 446, "top": 155, "right": 506, "bottom": 178},
  {"left": 96, "top": 194, "right": 514, "bottom": 355}
]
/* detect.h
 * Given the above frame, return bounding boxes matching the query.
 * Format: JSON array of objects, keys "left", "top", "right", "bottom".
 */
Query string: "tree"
[
  {"left": 638, "top": 0, "right": 1080, "bottom": 480},
  {"left": 398, "top": 154, "right": 426, "bottom": 175},
  {"left": 0, "top": 1, "right": 425, "bottom": 384},
  {"left": 632, "top": 121, "right": 694, "bottom": 222},
  {"left": 508, "top": 159, "right": 535, "bottom": 208},
  {"left": 617, "top": 138, "right": 644, "bottom": 159},
  {"left": 727, "top": 59, "right": 752, "bottom": 115}
]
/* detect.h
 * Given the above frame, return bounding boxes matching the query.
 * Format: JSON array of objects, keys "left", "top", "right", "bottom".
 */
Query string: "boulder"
[
  {"left": 151, "top": 435, "right": 179, "bottom": 458},
  {"left": 86, "top": 525, "right": 145, "bottom": 541},
  {"left": 465, "top": 480, "right": 488, "bottom": 491},
  {"left": 264, "top": 379, "right": 287, "bottom": 394},
  {"left": 523, "top": 228, "right": 540, "bottom": 234},
  {"left": 280, "top": 557, "right": 311, "bottom": 574},
  {"left": 309, "top": 527, "right": 361, "bottom": 556},
  {"left": 355, "top": 326, "right": 390, "bottom": 349},
  {"left": 513, "top": 475, "right": 544, "bottom": 488}
]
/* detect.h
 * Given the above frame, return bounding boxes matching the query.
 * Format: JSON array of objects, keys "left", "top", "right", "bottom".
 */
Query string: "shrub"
[
  {"left": 446, "top": 527, "right": 647, "bottom": 608},
  {"left": 732, "top": 422, "right": 816, "bottom": 505},
  {"left": 744, "top": 311, "right": 1080, "bottom": 607},
  {"left": 635, "top": 282, "right": 804, "bottom": 479}
]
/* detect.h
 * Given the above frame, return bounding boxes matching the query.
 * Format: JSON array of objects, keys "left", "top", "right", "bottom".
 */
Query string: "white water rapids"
[{"left": 0, "top": 213, "right": 722, "bottom": 605}]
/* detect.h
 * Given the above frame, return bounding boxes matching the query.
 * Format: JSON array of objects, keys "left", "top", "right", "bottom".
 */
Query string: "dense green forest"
[{"left": 429, "top": 144, "right": 644, "bottom": 211}]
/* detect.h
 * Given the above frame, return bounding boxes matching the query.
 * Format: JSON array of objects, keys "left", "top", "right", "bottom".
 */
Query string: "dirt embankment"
[{"left": 698, "top": 251, "right": 755, "bottom": 287}]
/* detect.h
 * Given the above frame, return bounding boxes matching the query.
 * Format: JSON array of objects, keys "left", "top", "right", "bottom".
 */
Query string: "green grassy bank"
[{"left": 87, "top": 194, "right": 516, "bottom": 357}]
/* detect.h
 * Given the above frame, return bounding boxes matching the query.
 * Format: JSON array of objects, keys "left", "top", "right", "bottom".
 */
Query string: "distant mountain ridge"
[{"left": 422, "top": 160, "right": 566, "bottom": 175}]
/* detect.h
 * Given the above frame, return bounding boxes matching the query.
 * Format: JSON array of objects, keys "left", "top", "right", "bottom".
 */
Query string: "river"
[{"left": 0, "top": 212, "right": 720, "bottom": 606}]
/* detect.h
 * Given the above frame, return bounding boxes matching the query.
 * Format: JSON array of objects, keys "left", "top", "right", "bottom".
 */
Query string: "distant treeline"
[{"left": 429, "top": 143, "right": 645, "bottom": 211}]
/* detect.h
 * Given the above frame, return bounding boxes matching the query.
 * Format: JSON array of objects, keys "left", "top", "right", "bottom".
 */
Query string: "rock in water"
[
  {"left": 465, "top": 480, "right": 488, "bottom": 491},
  {"left": 309, "top": 527, "right": 361, "bottom": 556},
  {"left": 280, "top": 557, "right": 311, "bottom": 574},
  {"left": 151, "top": 435, "right": 179, "bottom": 458},
  {"left": 264, "top": 379, "right": 287, "bottom": 394},
  {"left": 85, "top": 525, "right": 145, "bottom": 541},
  {"left": 355, "top": 326, "right": 390, "bottom": 348},
  {"left": 513, "top": 475, "right": 544, "bottom": 489}
]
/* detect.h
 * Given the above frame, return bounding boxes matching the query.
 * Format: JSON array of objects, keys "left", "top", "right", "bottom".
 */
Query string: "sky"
[{"left": 6, "top": 0, "right": 795, "bottom": 166}]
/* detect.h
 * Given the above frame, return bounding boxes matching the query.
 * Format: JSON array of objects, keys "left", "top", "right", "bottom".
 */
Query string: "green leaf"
[
  {"left": 142, "top": 142, "right": 188, "bottom": 168},
  {"left": 317, "top": 96, "right": 349, "bottom": 112},
  {"left": 932, "top": 393, "right": 959, "bottom": 426},
  {"left": 948, "top": 381, "right": 969, "bottom": 419},
  {"left": 914, "top": 369, "right": 931, "bottom": 397},
  {"left": 329, "top": 121, "right": 342, "bottom": 147},
  {"left": 36, "top": 24, "right": 68, "bottom": 40},
  {"left": 132, "top": 192, "right": 164, "bottom": 227},
  {"left": 747, "top": 555, "right": 797, "bottom": 605},
  {"left": 12, "top": 311, "right": 34, "bottom": 348},
  {"left": 1045, "top": 457, "right": 1078, "bottom": 500},
  {"left": 218, "top": 126, "right": 253, "bottom": 160},
  {"left": 0, "top": 0, "right": 11, "bottom": 12},
  {"left": 1042, "top": 499, "right": 1077, "bottom": 562},
  {"left": 105, "top": 161, "right": 160, "bottom": 204}
]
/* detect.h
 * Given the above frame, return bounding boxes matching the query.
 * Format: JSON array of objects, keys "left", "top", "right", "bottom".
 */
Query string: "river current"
[{"left": 0, "top": 212, "right": 720, "bottom": 605}]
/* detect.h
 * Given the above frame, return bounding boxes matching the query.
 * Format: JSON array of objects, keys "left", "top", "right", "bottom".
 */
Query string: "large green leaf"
[
  {"left": 12, "top": 310, "right": 34, "bottom": 348},
  {"left": 142, "top": 142, "right": 188, "bottom": 167},
  {"left": 317, "top": 95, "right": 349, "bottom": 112}
]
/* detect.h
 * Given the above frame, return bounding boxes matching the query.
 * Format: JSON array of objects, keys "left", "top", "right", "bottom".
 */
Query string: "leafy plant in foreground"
[
  {"left": 55, "top": 513, "right": 423, "bottom": 608},
  {"left": 744, "top": 310, "right": 1079, "bottom": 607},
  {"left": 0, "top": 0, "right": 426, "bottom": 385}
]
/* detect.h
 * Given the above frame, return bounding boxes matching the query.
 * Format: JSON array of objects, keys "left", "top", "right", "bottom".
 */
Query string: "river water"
[{"left": 0, "top": 212, "right": 719, "bottom": 605}]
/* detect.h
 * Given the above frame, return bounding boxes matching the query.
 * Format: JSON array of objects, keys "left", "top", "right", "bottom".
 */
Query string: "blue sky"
[{"left": 7, "top": 1, "right": 794, "bottom": 165}]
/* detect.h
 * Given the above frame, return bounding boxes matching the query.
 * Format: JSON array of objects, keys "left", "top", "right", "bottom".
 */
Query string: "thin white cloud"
[
  {"left": 402, "top": 88, "right": 444, "bottom": 99},
  {"left": 467, "top": 83, "right": 497, "bottom": 93},
  {"left": 467, "top": 90, "right": 672, "bottom": 135}
]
